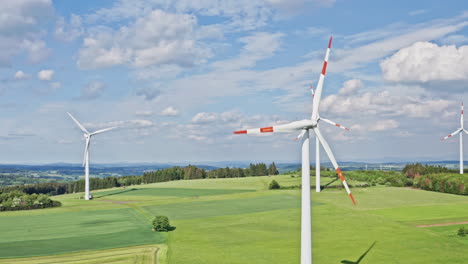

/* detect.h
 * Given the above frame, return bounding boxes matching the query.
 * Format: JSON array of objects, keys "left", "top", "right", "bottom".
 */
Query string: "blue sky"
[{"left": 0, "top": 0, "right": 467, "bottom": 164}]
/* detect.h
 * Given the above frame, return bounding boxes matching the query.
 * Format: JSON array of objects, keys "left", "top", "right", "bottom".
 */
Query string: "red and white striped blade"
[
  {"left": 320, "top": 118, "right": 350, "bottom": 131},
  {"left": 461, "top": 102, "right": 464, "bottom": 128},
  {"left": 442, "top": 128, "right": 462, "bottom": 140},
  {"left": 310, "top": 85, "right": 315, "bottom": 98},
  {"left": 233, "top": 122, "right": 300, "bottom": 135},
  {"left": 294, "top": 130, "right": 307, "bottom": 141},
  {"left": 234, "top": 126, "right": 274, "bottom": 134},
  {"left": 311, "top": 36, "right": 332, "bottom": 121},
  {"left": 313, "top": 127, "right": 356, "bottom": 205}
]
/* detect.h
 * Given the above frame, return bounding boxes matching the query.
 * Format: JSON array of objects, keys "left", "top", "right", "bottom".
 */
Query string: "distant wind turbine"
[
  {"left": 442, "top": 102, "right": 468, "bottom": 174},
  {"left": 233, "top": 37, "right": 356, "bottom": 264},
  {"left": 67, "top": 112, "right": 115, "bottom": 200}
]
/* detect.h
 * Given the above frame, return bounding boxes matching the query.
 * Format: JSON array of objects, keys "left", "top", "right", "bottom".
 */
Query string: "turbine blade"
[
  {"left": 311, "top": 36, "right": 332, "bottom": 121},
  {"left": 294, "top": 130, "right": 307, "bottom": 141},
  {"left": 313, "top": 127, "right": 356, "bottom": 205},
  {"left": 82, "top": 137, "right": 90, "bottom": 167},
  {"left": 461, "top": 102, "right": 464, "bottom": 129},
  {"left": 91, "top": 127, "right": 116, "bottom": 136},
  {"left": 442, "top": 128, "right": 462, "bottom": 140},
  {"left": 234, "top": 122, "right": 304, "bottom": 134},
  {"left": 464, "top": 129, "right": 468, "bottom": 135},
  {"left": 67, "top": 112, "right": 89, "bottom": 134},
  {"left": 320, "top": 118, "right": 350, "bottom": 131},
  {"left": 310, "top": 84, "right": 315, "bottom": 98}
]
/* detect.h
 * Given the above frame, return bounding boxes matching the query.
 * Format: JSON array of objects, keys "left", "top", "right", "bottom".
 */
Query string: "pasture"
[{"left": 0, "top": 174, "right": 467, "bottom": 263}]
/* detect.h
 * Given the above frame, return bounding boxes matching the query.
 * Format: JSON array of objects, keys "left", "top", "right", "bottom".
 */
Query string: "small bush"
[
  {"left": 153, "top": 216, "right": 171, "bottom": 232},
  {"left": 458, "top": 226, "right": 466, "bottom": 237},
  {"left": 269, "top": 180, "right": 280, "bottom": 190}
]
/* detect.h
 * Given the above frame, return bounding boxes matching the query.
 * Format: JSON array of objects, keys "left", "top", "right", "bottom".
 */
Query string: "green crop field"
[{"left": 1, "top": 174, "right": 468, "bottom": 263}]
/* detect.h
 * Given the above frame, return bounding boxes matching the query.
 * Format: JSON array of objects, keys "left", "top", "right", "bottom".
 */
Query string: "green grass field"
[{"left": 1, "top": 174, "right": 468, "bottom": 263}]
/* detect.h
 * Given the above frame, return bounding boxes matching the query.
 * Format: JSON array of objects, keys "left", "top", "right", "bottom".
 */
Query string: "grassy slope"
[{"left": 1, "top": 175, "right": 468, "bottom": 263}]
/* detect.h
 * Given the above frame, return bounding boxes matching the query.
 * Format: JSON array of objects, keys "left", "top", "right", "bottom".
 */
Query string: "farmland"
[{"left": 0, "top": 174, "right": 468, "bottom": 263}]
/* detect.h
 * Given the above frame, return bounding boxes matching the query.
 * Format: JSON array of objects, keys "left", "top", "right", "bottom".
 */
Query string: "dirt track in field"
[
  {"left": 100, "top": 199, "right": 137, "bottom": 204},
  {"left": 416, "top": 221, "right": 468, "bottom": 227}
]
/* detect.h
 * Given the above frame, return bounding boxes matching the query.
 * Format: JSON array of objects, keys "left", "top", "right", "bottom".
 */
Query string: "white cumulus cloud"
[
  {"left": 161, "top": 106, "right": 180, "bottom": 117},
  {"left": 381, "top": 41, "right": 468, "bottom": 83},
  {"left": 14, "top": 70, "right": 28, "bottom": 80},
  {"left": 77, "top": 9, "right": 211, "bottom": 69},
  {"left": 37, "top": 69, "right": 54, "bottom": 81}
]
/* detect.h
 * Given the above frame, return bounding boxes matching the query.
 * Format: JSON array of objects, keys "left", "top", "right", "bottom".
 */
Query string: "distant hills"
[{"left": 0, "top": 160, "right": 465, "bottom": 175}]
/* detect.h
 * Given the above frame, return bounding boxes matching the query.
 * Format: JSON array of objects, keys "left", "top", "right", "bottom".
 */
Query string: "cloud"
[
  {"left": 55, "top": 14, "right": 84, "bottom": 42},
  {"left": 409, "top": 9, "right": 427, "bottom": 16},
  {"left": 136, "top": 87, "right": 160, "bottom": 101},
  {"left": 50, "top": 82, "right": 62, "bottom": 90},
  {"left": 192, "top": 111, "right": 242, "bottom": 124},
  {"left": 321, "top": 79, "right": 454, "bottom": 118},
  {"left": 381, "top": 41, "right": 468, "bottom": 83},
  {"left": 37, "top": 69, "right": 54, "bottom": 81},
  {"left": 80, "top": 81, "right": 105, "bottom": 99},
  {"left": 212, "top": 32, "right": 284, "bottom": 71},
  {"left": 332, "top": 13, "right": 468, "bottom": 73},
  {"left": 85, "top": 0, "right": 285, "bottom": 31},
  {"left": 338, "top": 79, "right": 363, "bottom": 95},
  {"left": 135, "top": 111, "right": 154, "bottom": 117},
  {"left": 133, "top": 65, "right": 183, "bottom": 80},
  {"left": 83, "top": 119, "right": 155, "bottom": 132},
  {"left": 0, "top": 130, "right": 36, "bottom": 140},
  {"left": 22, "top": 39, "right": 50, "bottom": 63},
  {"left": 77, "top": 9, "right": 211, "bottom": 69},
  {"left": 441, "top": 34, "right": 468, "bottom": 45},
  {"left": 0, "top": 0, "right": 53, "bottom": 65},
  {"left": 368, "top": 119, "right": 399, "bottom": 131},
  {"left": 14, "top": 70, "right": 28, "bottom": 80},
  {"left": 160, "top": 106, "right": 180, "bottom": 116}
]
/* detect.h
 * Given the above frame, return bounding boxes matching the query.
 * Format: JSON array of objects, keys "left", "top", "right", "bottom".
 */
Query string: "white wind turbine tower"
[
  {"left": 442, "top": 102, "right": 468, "bottom": 174},
  {"left": 309, "top": 85, "right": 350, "bottom": 192},
  {"left": 234, "top": 37, "right": 356, "bottom": 264},
  {"left": 67, "top": 112, "right": 115, "bottom": 200}
]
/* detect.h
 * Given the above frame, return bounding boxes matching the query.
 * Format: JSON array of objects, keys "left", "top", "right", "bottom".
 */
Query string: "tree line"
[
  {"left": 402, "top": 163, "right": 457, "bottom": 178},
  {"left": 0, "top": 163, "right": 279, "bottom": 196}
]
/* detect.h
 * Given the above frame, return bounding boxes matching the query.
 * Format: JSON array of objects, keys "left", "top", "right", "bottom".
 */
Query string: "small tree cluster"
[
  {"left": 152, "top": 216, "right": 171, "bottom": 232},
  {"left": 0, "top": 191, "right": 61, "bottom": 211},
  {"left": 458, "top": 226, "right": 467, "bottom": 237},
  {"left": 269, "top": 180, "right": 280, "bottom": 190}
]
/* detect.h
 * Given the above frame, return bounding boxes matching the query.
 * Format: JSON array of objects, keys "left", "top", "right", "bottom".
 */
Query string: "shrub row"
[
  {"left": 413, "top": 173, "right": 468, "bottom": 195},
  {"left": 319, "top": 170, "right": 411, "bottom": 187}
]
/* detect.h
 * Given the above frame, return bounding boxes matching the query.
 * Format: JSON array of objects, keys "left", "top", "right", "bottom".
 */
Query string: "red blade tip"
[
  {"left": 234, "top": 130, "right": 247, "bottom": 134},
  {"left": 349, "top": 193, "right": 357, "bottom": 205}
]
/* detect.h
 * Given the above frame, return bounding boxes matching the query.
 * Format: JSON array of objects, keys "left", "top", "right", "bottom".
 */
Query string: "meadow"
[{"left": 0, "top": 174, "right": 467, "bottom": 263}]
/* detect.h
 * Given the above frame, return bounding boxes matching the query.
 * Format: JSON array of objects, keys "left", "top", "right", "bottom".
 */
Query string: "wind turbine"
[
  {"left": 309, "top": 85, "right": 350, "bottom": 192},
  {"left": 442, "top": 102, "right": 468, "bottom": 174},
  {"left": 233, "top": 37, "right": 356, "bottom": 264},
  {"left": 67, "top": 112, "right": 115, "bottom": 200}
]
